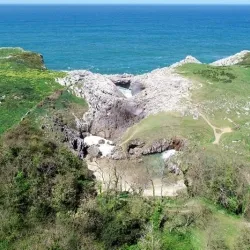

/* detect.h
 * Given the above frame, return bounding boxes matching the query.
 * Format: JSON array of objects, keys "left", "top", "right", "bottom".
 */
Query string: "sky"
[{"left": 0, "top": 0, "right": 249, "bottom": 4}]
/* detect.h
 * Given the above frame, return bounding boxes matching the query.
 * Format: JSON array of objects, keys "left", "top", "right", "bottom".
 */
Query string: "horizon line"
[{"left": 0, "top": 3, "right": 250, "bottom": 5}]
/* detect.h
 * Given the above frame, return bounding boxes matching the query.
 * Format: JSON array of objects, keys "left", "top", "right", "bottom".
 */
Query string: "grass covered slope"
[
  {"left": 121, "top": 63, "right": 250, "bottom": 158},
  {"left": 121, "top": 112, "right": 213, "bottom": 147},
  {"left": 0, "top": 48, "right": 66, "bottom": 134},
  {"left": 177, "top": 63, "right": 250, "bottom": 159},
  {"left": 1, "top": 48, "right": 250, "bottom": 250},
  {"left": 119, "top": 61, "right": 250, "bottom": 236}
]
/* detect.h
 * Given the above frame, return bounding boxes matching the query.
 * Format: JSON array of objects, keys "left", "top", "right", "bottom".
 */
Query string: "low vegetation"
[
  {"left": 1, "top": 48, "right": 250, "bottom": 249},
  {"left": 0, "top": 48, "right": 65, "bottom": 134},
  {"left": 121, "top": 112, "right": 213, "bottom": 148},
  {"left": 1, "top": 121, "right": 249, "bottom": 249}
]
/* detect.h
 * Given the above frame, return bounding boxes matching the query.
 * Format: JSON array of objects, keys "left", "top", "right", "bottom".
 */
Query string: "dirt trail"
[{"left": 200, "top": 114, "right": 233, "bottom": 144}]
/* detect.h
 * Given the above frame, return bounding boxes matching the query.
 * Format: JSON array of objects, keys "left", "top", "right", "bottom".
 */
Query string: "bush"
[
  {"left": 182, "top": 147, "right": 250, "bottom": 214},
  {"left": 0, "top": 121, "right": 95, "bottom": 247}
]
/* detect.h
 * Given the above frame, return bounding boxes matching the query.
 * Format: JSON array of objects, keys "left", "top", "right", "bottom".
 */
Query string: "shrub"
[{"left": 182, "top": 147, "right": 250, "bottom": 214}]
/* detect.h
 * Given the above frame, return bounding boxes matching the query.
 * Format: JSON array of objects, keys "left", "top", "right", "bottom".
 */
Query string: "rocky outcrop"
[
  {"left": 87, "top": 145, "right": 102, "bottom": 158},
  {"left": 130, "top": 80, "right": 145, "bottom": 95},
  {"left": 105, "top": 73, "right": 133, "bottom": 88},
  {"left": 111, "top": 137, "right": 184, "bottom": 159},
  {"left": 170, "top": 55, "right": 202, "bottom": 69},
  {"left": 58, "top": 70, "right": 144, "bottom": 139},
  {"left": 210, "top": 50, "right": 250, "bottom": 66},
  {"left": 57, "top": 55, "right": 200, "bottom": 140},
  {"left": 132, "top": 67, "right": 196, "bottom": 116},
  {"left": 64, "top": 128, "right": 87, "bottom": 158},
  {"left": 84, "top": 135, "right": 115, "bottom": 157},
  {"left": 162, "top": 149, "right": 181, "bottom": 175}
]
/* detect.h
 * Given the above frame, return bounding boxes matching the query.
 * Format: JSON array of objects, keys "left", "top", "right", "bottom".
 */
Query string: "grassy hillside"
[
  {"left": 121, "top": 112, "right": 213, "bottom": 147},
  {"left": 177, "top": 63, "right": 250, "bottom": 159},
  {"left": 1, "top": 48, "right": 250, "bottom": 250},
  {"left": 0, "top": 48, "right": 66, "bottom": 134},
  {"left": 121, "top": 63, "right": 250, "bottom": 158},
  {"left": 119, "top": 62, "right": 250, "bottom": 247}
]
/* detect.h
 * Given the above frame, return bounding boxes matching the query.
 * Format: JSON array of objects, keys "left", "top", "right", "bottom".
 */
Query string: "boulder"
[
  {"left": 98, "top": 139, "right": 105, "bottom": 144},
  {"left": 125, "top": 138, "right": 184, "bottom": 158},
  {"left": 130, "top": 80, "right": 145, "bottom": 95},
  {"left": 87, "top": 145, "right": 102, "bottom": 158},
  {"left": 111, "top": 146, "right": 127, "bottom": 160}
]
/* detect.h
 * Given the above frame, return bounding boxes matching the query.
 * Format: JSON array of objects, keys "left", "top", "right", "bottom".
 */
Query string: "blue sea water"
[{"left": 0, "top": 5, "right": 250, "bottom": 74}]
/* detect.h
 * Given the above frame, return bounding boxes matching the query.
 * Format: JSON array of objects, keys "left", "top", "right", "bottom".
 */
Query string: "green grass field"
[
  {"left": 178, "top": 64, "right": 250, "bottom": 126},
  {"left": 121, "top": 112, "right": 213, "bottom": 148},
  {"left": 177, "top": 63, "right": 250, "bottom": 159},
  {"left": 0, "top": 48, "right": 67, "bottom": 134},
  {"left": 121, "top": 63, "right": 250, "bottom": 162},
  {"left": 1, "top": 47, "right": 250, "bottom": 250}
]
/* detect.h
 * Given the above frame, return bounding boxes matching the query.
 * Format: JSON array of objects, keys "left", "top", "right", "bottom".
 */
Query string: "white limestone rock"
[
  {"left": 170, "top": 55, "right": 202, "bottom": 69},
  {"left": 211, "top": 50, "right": 250, "bottom": 66},
  {"left": 84, "top": 135, "right": 115, "bottom": 157}
]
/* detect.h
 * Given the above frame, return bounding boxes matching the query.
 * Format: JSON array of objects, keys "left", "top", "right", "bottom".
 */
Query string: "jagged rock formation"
[
  {"left": 111, "top": 137, "right": 185, "bottom": 159},
  {"left": 210, "top": 50, "right": 250, "bottom": 66},
  {"left": 57, "top": 55, "right": 201, "bottom": 140},
  {"left": 56, "top": 51, "right": 249, "bottom": 198},
  {"left": 58, "top": 70, "right": 144, "bottom": 138},
  {"left": 169, "top": 55, "right": 202, "bottom": 69},
  {"left": 131, "top": 67, "right": 195, "bottom": 116},
  {"left": 104, "top": 73, "right": 133, "bottom": 88}
]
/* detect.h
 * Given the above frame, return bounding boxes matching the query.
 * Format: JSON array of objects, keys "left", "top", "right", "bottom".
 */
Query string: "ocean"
[{"left": 0, "top": 4, "right": 250, "bottom": 74}]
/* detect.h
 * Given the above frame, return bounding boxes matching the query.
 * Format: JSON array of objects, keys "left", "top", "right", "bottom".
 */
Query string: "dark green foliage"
[
  {"left": 95, "top": 195, "right": 150, "bottom": 249},
  {"left": 7, "top": 52, "right": 46, "bottom": 70},
  {"left": 0, "top": 121, "right": 95, "bottom": 247},
  {"left": 194, "top": 67, "right": 236, "bottom": 83},
  {"left": 182, "top": 147, "right": 250, "bottom": 214},
  {"left": 101, "top": 217, "right": 142, "bottom": 248},
  {"left": 162, "top": 231, "right": 193, "bottom": 250}
]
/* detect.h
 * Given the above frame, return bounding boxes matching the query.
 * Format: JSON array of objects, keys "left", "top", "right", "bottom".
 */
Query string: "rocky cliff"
[
  {"left": 55, "top": 50, "right": 250, "bottom": 197},
  {"left": 57, "top": 55, "right": 203, "bottom": 140}
]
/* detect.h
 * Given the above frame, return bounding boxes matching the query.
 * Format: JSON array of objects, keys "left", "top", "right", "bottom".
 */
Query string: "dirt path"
[{"left": 200, "top": 114, "right": 233, "bottom": 144}]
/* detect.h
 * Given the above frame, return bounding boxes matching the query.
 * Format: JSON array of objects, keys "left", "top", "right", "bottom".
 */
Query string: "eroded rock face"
[
  {"left": 105, "top": 73, "right": 133, "bottom": 89},
  {"left": 132, "top": 67, "right": 196, "bottom": 117},
  {"left": 130, "top": 80, "right": 145, "bottom": 96},
  {"left": 111, "top": 138, "right": 185, "bottom": 159},
  {"left": 87, "top": 145, "right": 102, "bottom": 158},
  {"left": 90, "top": 98, "right": 144, "bottom": 138},
  {"left": 57, "top": 55, "right": 201, "bottom": 140},
  {"left": 58, "top": 70, "right": 144, "bottom": 139}
]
